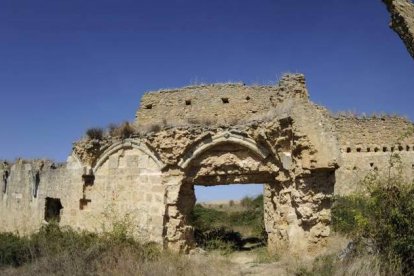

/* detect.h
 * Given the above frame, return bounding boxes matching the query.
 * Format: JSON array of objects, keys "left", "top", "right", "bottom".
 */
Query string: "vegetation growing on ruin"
[
  {"left": 108, "top": 122, "right": 136, "bottom": 139},
  {"left": 85, "top": 127, "right": 104, "bottom": 140},
  {"left": 85, "top": 121, "right": 139, "bottom": 140}
]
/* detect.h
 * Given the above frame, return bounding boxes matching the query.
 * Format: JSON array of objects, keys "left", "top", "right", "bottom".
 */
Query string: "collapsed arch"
[
  {"left": 93, "top": 139, "right": 164, "bottom": 173},
  {"left": 178, "top": 132, "right": 270, "bottom": 169}
]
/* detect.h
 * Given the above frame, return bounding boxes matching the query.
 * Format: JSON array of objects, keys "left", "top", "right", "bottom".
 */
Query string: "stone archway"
[
  {"left": 76, "top": 139, "right": 166, "bottom": 243},
  {"left": 163, "top": 135, "right": 283, "bottom": 253},
  {"left": 162, "top": 131, "right": 335, "bottom": 254}
]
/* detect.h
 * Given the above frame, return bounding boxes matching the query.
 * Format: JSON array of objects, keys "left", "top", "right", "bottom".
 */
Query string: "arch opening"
[
  {"left": 165, "top": 140, "right": 279, "bottom": 253},
  {"left": 189, "top": 183, "right": 267, "bottom": 252}
]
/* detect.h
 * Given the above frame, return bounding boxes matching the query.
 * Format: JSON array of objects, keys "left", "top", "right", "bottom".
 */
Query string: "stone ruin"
[
  {"left": 2, "top": 74, "right": 414, "bottom": 255},
  {"left": 383, "top": 0, "right": 414, "bottom": 60}
]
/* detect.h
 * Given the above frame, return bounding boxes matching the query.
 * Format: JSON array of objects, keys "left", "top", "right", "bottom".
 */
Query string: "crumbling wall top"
[
  {"left": 135, "top": 74, "right": 308, "bottom": 129},
  {"left": 333, "top": 115, "right": 414, "bottom": 148}
]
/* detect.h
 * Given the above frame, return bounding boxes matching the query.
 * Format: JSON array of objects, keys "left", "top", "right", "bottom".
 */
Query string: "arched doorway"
[
  {"left": 163, "top": 136, "right": 281, "bottom": 252},
  {"left": 162, "top": 131, "right": 335, "bottom": 254}
]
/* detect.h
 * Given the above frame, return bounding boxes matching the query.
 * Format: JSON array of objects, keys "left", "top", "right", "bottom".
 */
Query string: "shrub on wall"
[
  {"left": 85, "top": 127, "right": 104, "bottom": 140},
  {"left": 108, "top": 122, "right": 137, "bottom": 139}
]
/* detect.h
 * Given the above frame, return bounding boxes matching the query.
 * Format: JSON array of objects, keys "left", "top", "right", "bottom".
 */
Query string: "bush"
[
  {"left": 194, "top": 227, "right": 243, "bottom": 253},
  {"left": 240, "top": 196, "right": 254, "bottom": 208},
  {"left": 86, "top": 127, "right": 104, "bottom": 140},
  {"left": 0, "top": 233, "right": 31, "bottom": 267},
  {"left": 230, "top": 195, "right": 266, "bottom": 241},
  {"left": 332, "top": 168, "right": 414, "bottom": 274},
  {"left": 332, "top": 195, "right": 371, "bottom": 235},
  {"left": 189, "top": 195, "right": 267, "bottom": 250},
  {"left": 189, "top": 204, "right": 228, "bottom": 230}
]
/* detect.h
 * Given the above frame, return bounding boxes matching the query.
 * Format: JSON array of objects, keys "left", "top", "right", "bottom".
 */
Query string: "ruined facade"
[
  {"left": 383, "top": 0, "right": 414, "bottom": 59},
  {"left": 1, "top": 74, "right": 414, "bottom": 254}
]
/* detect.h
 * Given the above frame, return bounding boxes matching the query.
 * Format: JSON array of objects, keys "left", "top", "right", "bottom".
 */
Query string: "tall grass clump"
[
  {"left": 108, "top": 122, "right": 137, "bottom": 139},
  {"left": 0, "top": 222, "right": 160, "bottom": 275},
  {"left": 0, "top": 222, "right": 237, "bottom": 275}
]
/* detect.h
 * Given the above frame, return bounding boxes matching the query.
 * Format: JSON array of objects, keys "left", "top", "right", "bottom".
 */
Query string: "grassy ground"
[
  {"left": 0, "top": 223, "right": 404, "bottom": 276},
  {"left": 0, "top": 226, "right": 374, "bottom": 276}
]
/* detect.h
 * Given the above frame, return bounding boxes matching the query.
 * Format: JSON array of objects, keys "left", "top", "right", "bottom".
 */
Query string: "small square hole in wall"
[
  {"left": 221, "top": 97, "right": 229, "bottom": 104},
  {"left": 145, "top": 104, "right": 153, "bottom": 109},
  {"left": 406, "top": 145, "right": 410, "bottom": 151},
  {"left": 367, "top": 148, "right": 371, "bottom": 152},
  {"left": 356, "top": 148, "right": 361, "bottom": 152},
  {"left": 185, "top": 100, "right": 191, "bottom": 106},
  {"left": 383, "top": 147, "right": 388, "bottom": 152},
  {"left": 346, "top": 147, "right": 351, "bottom": 153},
  {"left": 398, "top": 146, "right": 403, "bottom": 151},
  {"left": 391, "top": 147, "right": 395, "bottom": 152},
  {"left": 374, "top": 147, "right": 379, "bottom": 152},
  {"left": 370, "top": 162, "right": 374, "bottom": 167},
  {"left": 246, "top": 96, "right": 251, "bottom": 101}
]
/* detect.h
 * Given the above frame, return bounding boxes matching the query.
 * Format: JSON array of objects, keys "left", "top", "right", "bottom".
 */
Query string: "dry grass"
[
  {"left": 108, "top": 122, "right": 138, "bottom": 139},
  {"left": 0, "top": 247, "right": 238, "bottom": 276},
  {"left": 0, "top": 232, "right": 398, "bottom": 276}
]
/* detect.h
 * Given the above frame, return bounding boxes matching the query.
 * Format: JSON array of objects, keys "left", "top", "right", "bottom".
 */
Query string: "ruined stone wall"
[
  {"left": 333, "top": 116, "right": 414, "bottom": 147},
  {"left": 0, "top": 160, "right": 78, "bottom": 234},
  {"left": 2, "top": 73, "right": 414, "bottom": 256},
  {"left": 383, "top": 0, "right": 414, "bottom": 59},
  {"left": 79, "top": 145, "right": 165, "bottom": 243},
  {"left": 136, "top": 74, "right": 308, "bottom": 129},
  {"left": 133, "top": 75, "right": 340, "bottom": 253},
  {"left": 335, "top": 150, "right": 414, "bottom": 195},
  {"left": 0, "top": 149, "right": 166, "bottom": 245},
  {"left": 333, "top": 116, "right": 414, "bottom": 194}
]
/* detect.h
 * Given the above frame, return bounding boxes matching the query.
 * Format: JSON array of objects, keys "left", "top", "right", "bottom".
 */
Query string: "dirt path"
[
  {"left": 229, "top": 251, "right": 289, "bottom": 275},
  {"left": 189, "top": 249, "right": 297, "bottom": 275}
]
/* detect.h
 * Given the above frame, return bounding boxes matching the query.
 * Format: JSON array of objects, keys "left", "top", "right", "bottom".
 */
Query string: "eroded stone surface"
[{"left": 383, "top": 0, "right": 414, "bottom": 59}]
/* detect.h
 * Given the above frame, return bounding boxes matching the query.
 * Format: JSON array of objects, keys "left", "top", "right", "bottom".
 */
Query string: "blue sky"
[{"left": 1, "top": 0, "right": 413, "bottom": 201}]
